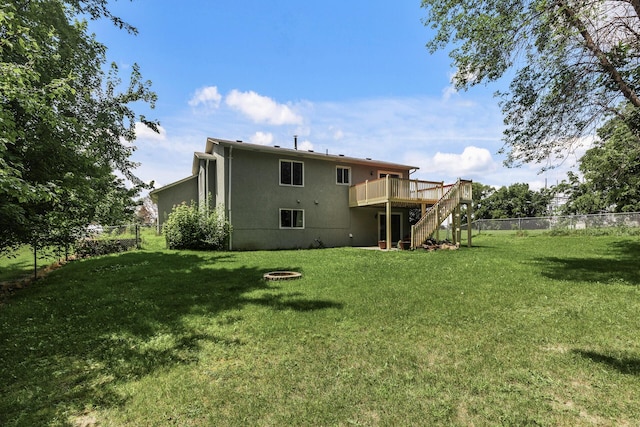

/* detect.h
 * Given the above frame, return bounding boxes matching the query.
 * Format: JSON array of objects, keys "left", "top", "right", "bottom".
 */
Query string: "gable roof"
[{"left": 206, "top": 137, "right": 419, "bottom": 171}]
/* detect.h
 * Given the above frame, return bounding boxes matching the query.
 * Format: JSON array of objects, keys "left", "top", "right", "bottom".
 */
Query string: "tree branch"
[
  {"left": 628, "top": 0, "right": 640, "bottom": 20},
  {"left": 557, "top": 0, "right": 640, "bottom": 108}
]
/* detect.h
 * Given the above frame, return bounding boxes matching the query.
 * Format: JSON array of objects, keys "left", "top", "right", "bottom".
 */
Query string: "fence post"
[{"left": 33, "top": 244, "right": 37, "bottom": 280}]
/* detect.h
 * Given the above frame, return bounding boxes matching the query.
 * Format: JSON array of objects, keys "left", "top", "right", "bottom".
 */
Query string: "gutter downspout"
[
  {"left": 206, "top": 159, "right": 210, "bottom": 213},
  {"left": 228, "top": 146, "right": 233, "bottom": 250}
]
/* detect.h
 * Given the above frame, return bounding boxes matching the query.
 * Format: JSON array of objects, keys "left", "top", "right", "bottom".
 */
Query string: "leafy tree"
[
  {"left": 558, "top": 109, "right": 640, "bottom": 213},
  {"left": 474, "top": 183, "right": 552, "bottom": 219},
  {"left": 462, "top": 182, "right": 495, "bottom": 222},
  {"left": 421, "top": 0, "right": 640, "bottom": 168},
  {"left": 0, "top": 1, "right": 157, "bottom": 254},
  {"left": 553, "top": 172, "right": 606, "bottom": 215},
  {"left": 583, "top": 110, "right": 640, "bottom": 212}
]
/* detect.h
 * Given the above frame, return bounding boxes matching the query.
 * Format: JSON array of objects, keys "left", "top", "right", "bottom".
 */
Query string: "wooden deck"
[
  {"left": 349, "top": 177, "right": 473, "bottom": 250},
  {"left": 349, "top": 177, "right": 446, "bottom": 207}
]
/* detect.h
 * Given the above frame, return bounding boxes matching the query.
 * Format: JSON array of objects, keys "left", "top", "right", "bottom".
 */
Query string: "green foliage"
[
  {"left": 421, "top": 0, "right": 640, "bottom": 168},
  {"left": 75, "top": 238, "right": 138, "bottom": 258},
  {"left": 557, "top": 107, "right": 640, "bottom": 214},
  {"left": 163, "top": 202, "right": 231, "bottom": 250},
  {"left": 581, "top": 110, "right": 640, "bottom": 212},
  {"left": 472, "top": 182, "right": 553, "bottom": 219},
  {"left": 0, "top": 1, "right": 157, "bottom": 254},
  {"left": 545, "top": 226, "right": 640, "bottom": 237},
  {"left": 554, "top": 171, "right": 605, "bottom": 215}
]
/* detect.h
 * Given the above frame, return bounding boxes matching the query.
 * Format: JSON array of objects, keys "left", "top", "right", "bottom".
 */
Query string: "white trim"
[
  {"left": 336, "top": 166, "right": 351, "bottom": 185},
  {"left": 378, "top": 170, "right": 404, "bottom": 179},
  {"left": 279, "top": 159, "right": 304, "bottom": 187},
  {"left": 279, "top": 208, "right": 305, "bottom": 229}
]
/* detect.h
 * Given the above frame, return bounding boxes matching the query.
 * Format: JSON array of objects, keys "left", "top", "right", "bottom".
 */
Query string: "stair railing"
[{"left": 410, "top": 179, "right": 462, "bottom": 249}]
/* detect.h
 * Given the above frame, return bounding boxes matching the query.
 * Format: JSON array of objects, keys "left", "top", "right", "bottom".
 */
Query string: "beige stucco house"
[{"left": 150, "top": 138, "right": 472, "bottom": 250}]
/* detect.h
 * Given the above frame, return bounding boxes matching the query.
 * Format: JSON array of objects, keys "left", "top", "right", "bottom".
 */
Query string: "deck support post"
[
  {"left": 456, "top": 205, "right": 462, "bottom": 244},
  {"left": 467, "top": 202, "right": 473, "bottom": 247},
  {"left": 385, "top": 176, "right": 392, "bottom": 250}
]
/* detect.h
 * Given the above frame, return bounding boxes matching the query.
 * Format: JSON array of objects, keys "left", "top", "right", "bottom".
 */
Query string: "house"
[{"left": 150, "top": 137, "right": 473, "bottom": 250}]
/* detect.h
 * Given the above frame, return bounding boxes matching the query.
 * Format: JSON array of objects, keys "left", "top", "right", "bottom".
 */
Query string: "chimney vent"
[{"left": 294, "top": 135, "right": 298, "bottom": 150}]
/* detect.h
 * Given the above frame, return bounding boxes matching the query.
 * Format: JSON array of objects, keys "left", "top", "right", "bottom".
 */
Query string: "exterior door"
[{"left": 379, "top": 213, "right": 402, "bottom": 244}]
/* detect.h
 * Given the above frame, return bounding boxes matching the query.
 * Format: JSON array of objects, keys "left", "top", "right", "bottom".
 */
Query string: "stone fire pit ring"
[{"left": 263, "top": 271, "right": 302, "bottom": 281}]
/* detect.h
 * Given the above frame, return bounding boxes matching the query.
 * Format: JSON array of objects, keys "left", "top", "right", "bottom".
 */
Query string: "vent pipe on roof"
[{"left": 294, "top": 135, "right": 298, "bottom": 150}]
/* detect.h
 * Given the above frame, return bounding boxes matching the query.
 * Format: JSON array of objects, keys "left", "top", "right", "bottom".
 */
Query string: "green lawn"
[
  {"left": 0, "top": 246, "right": 64, "bottom": 283},
  {"left": 1, "top": 233, "right": 639, "bottom": 426},
  {"left": 0, "top": 227, "right": 157, "bottom": 284}
]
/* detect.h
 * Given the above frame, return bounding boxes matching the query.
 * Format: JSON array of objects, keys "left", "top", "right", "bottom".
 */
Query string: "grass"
[
  {"left": 1, "top": 232, "right": 639, "bottom": 426},
  {"left": 0, "top": 246, "right": 64, "bottom": 283},
  {"left": 0, "top": 227, "right": 158, "bottom": 284}
]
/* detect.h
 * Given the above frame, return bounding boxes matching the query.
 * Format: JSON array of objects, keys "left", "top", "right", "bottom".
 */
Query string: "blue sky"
[{"left": 90, "top": 0, "right": 582, "bottom": 191}]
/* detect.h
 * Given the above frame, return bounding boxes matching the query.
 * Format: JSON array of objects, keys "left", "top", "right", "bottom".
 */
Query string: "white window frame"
[
  {"left": 279, "top": 208, "right": 305, "bottom": 229},
  {"left": 336, "top": 166, "right": 351, "bottom": 185},
  {"left": 378, "top": 170, "right": 403, "bottom": 179},
  {"left": 279, "top": 159, "right": 304, "bottom": 187}
]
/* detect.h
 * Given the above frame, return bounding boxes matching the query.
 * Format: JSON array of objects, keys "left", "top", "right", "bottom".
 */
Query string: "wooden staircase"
[{"left": 410, "top": 179, "right": 473, "bottom": 249}]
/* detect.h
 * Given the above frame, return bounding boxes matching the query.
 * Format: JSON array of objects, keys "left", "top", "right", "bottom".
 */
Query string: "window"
[
  {"left": 280, "top": 209, "right": 304, "bottom": 229},
  {"left": 379, "top": 171, "right": 402, "bottom": 179},
  {"left": 280, "top": 160, "right": 303, "bottom": 186},
  {"left": 336, "top": 166, "right": 350, "bottom": 185}
]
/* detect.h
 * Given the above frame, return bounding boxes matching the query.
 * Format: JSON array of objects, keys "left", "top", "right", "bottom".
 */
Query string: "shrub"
[
  {"left": 163, "top": 202, "right": 231, "bottom": 250},
  {"left": 75, "top": 238, "right": 137, "bottom": 257}
]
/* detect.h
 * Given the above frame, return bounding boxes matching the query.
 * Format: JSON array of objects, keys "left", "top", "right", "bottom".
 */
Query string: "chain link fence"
[
  {"left": 472, "top": 212, "right": 640, "bottom": 232},
  {"left": 1, "top": 225, "right": 150, "bottom": 286},
  {"left": 76, "top": 224, "right": 143, "bottom": 257}
]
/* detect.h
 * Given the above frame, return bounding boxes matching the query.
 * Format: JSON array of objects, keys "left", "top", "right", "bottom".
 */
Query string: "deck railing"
[{"left": 349, "top": 177, "right": 444, "bottom": 207}]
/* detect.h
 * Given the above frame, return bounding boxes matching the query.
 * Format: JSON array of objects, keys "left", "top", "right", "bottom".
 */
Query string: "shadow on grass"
[
  {"left": 0, "top": 250, "right": 342, "bottom": 425},
  {"left": 573, "top": 350, "right": 640, "bottom": 376},
  {"left": 534, "top": 240, "right": 640, "bottom": 285}
]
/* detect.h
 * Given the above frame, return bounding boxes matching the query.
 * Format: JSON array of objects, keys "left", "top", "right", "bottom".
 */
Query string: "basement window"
[{"left": 280, "top": 209, "right": 304, "bottom": 229}]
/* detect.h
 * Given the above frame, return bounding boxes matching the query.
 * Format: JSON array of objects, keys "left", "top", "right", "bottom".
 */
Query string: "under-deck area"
[{"left": 349, "top": 177, "right": 473, "bottom": 249}]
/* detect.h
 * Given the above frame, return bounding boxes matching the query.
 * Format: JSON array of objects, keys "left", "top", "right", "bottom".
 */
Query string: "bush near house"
[{"left": 163, "top": 202, "right": 231, "bottom": 250}]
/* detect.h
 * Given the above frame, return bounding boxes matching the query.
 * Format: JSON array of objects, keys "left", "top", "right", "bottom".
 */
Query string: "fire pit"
[{"left": 263, "top": 271, "right": 302, "bottom": 281}]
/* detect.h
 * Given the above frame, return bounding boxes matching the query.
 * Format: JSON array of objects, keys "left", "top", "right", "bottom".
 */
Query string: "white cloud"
[
  {"left": 189, "top": 86, "right": 222, "bottom": 109},
  {"left": 442, "top": 84, "right": 458, "bottom": 101},
  {"left": 135, "top": 122, "right": 167, "bottom": 141},
  {"left": 406, "top": 146, "right": 497, "bottom": 184},
  {"left": 225, "top": 90, "right": 303, "bottom": 125},
  {"left": 249, "top": 131, "right": 274, "bottom": 145},
  {"left": 432, "top": 146, "right": 496, "bottom": 174},
  {"left": 298, "top": 140, "right": 314, "bottom": 151}
]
